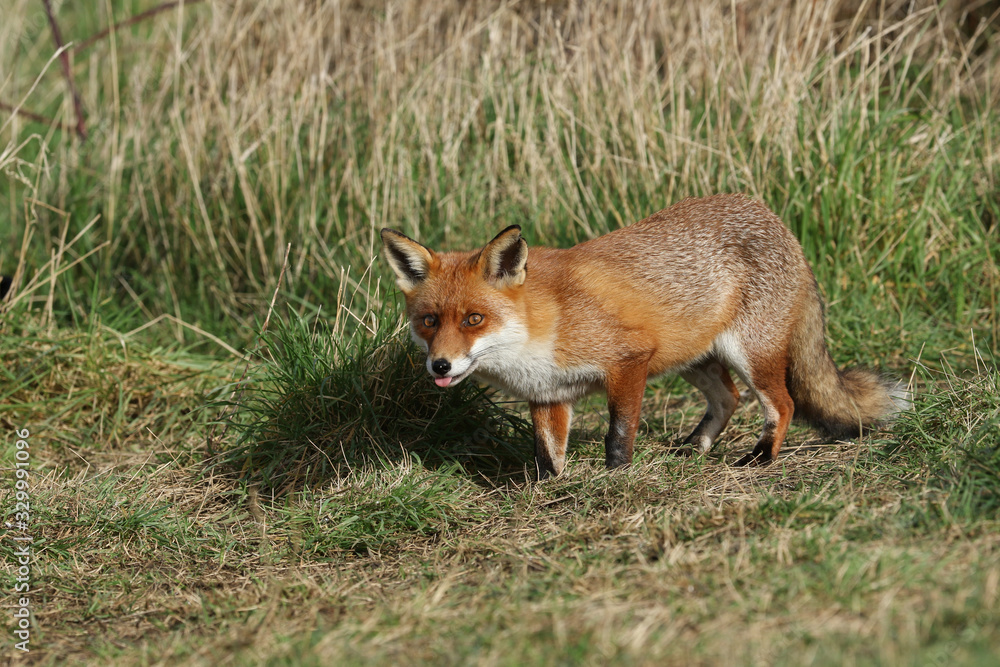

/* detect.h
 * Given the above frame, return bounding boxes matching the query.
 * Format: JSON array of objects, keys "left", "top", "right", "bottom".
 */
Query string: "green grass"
[
  {"left": 2, "top": 0, "right": 1000, "bottom": 664},
  {"left": 210, "top": 303, "right": 532, "bottom": 492}
]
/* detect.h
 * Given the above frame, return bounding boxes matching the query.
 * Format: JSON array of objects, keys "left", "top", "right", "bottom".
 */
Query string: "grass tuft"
[{"left": 211, "top": 304, "right": 532, "bottom": 491}]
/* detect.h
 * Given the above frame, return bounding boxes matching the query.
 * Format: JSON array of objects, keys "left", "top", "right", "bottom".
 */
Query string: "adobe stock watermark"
[{"left": 9, "top": 428, "right": 33, "bottom": 654}]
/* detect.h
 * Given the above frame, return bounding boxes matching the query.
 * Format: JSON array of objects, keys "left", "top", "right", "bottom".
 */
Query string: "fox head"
[{"left": 380, "top": 226, "right": 528, "bottom": 387}]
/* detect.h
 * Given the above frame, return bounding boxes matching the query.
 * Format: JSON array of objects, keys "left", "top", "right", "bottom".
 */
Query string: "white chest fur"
[{"left": 469, "top": 326, "right": 604, "bottom": 403}]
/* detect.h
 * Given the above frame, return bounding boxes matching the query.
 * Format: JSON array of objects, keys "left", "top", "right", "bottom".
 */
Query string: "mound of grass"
[{"left": 212, "top": 305, "right": 532, "bottom": 491}]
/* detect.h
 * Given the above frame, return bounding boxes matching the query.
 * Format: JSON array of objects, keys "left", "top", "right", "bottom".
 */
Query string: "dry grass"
[
  {"left": 3, "top": 315, "right": 998, "bottom": 664},
  {"left": 9, "top": 360, "right": 999, "bottom": 664},
  {"left": 2, "top": 0, "right": 998, "bottom": 346}
]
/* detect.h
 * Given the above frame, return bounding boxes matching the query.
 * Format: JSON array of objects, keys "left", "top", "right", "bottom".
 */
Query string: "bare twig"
[
  {"left": 0, "top": 100, "right": 77, "bottom": 133},
  {"left": 74, "top": 0, "right": 208, "bottom": 53},
  {"left": 2, "top": 1, "right": 207, "bottom": 135},
  {"left": 41, "top": 0, "right": 86, "bottom": 140}
]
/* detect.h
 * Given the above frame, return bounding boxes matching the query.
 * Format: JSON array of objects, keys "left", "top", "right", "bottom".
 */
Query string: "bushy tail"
[{"left": 786, "top": 285, "right": 909, "bottom": 437}]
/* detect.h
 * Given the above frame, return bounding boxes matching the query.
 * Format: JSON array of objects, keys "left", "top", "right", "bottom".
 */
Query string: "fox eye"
[
  {"left": 466, "top": 313, "right": 483, "bottom": 326},
  {"left": 421, "top": 315, "right": 437, "bottom": 328}
]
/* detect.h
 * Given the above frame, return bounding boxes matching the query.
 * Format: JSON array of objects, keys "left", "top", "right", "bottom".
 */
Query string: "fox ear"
[
  {"left": 478, "top": 225, "right": 527, "bottom": 288},
  {"left": 380, "top": 229, "right": 436, "bottom": 293}
]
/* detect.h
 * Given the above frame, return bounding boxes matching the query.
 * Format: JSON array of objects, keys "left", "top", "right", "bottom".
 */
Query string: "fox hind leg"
[
  {"left": 732, "top": 355, "right": 795, "bottom": 466},
  {"left": 679, "top": 359, "right": 741, "bottom": 454}
]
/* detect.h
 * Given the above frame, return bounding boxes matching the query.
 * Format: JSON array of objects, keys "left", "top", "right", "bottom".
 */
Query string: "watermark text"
[{"left": 10, "top": 428, "right": 32, "bottom": 653}]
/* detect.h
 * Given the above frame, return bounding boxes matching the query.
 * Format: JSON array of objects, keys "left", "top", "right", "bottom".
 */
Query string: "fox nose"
[{"left": 431, "top": 359, "right": 451, "bottom": 376}]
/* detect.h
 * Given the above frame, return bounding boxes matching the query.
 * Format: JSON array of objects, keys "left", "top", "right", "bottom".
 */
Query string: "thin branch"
[
  {"left": 0, "top": 100, "right": 77, "bottom": 133},
  {"left": 3, "top": 1, "right": 208, "bottom": 136},
  {"left": 74, "top": 0, "right": 207, "bottom": 54},
  {"left": 41, "top": 0, "right": 86, "bottom": 140}
]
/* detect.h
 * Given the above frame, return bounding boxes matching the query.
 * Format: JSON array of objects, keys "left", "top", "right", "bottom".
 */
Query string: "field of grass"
[{"left": 2, "top": 0, "right": 1000, "bottom": 664}]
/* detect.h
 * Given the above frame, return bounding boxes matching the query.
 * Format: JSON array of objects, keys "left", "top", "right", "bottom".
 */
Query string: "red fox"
[{"left": 381, "top": 194, "right": 908, "bottom": 478}]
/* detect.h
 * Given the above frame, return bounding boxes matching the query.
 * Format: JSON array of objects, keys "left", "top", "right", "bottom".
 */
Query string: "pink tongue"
[{"left": 434, "top": 377, "right": 453, "bottom": 387}]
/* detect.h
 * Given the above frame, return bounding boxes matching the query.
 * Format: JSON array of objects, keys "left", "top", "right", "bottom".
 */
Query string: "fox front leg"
[
  {"left": 604, "top": 360, "right": 650, "bottom": 469},
  {"left": 530, "top": 401, "right": 573, "bottom": 479}
]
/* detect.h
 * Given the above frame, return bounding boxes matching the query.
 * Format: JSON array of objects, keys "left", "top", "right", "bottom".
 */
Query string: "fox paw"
[{"left": 733, "top": 450, "right": 774, "bottom": 467}]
